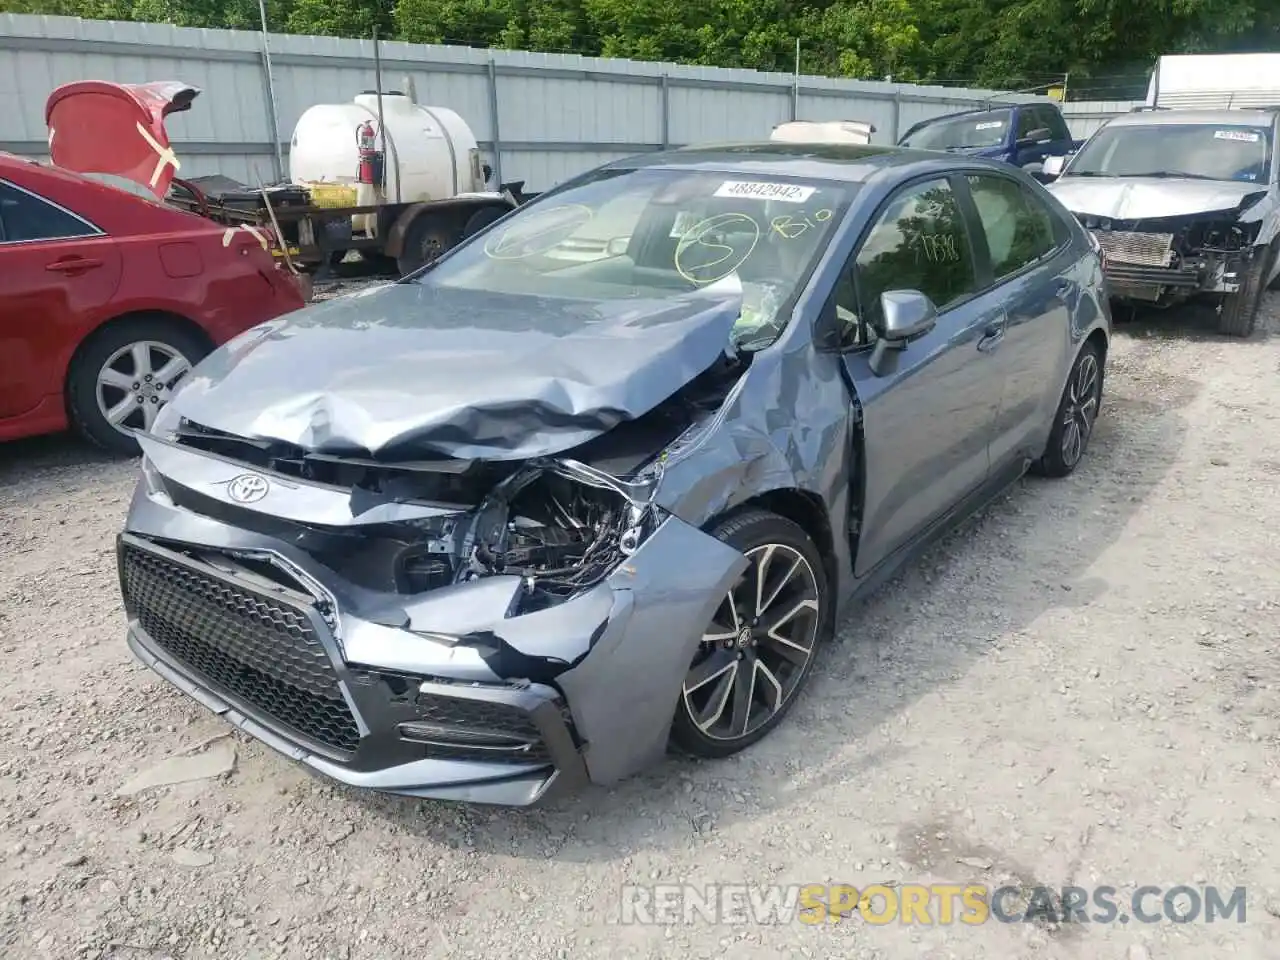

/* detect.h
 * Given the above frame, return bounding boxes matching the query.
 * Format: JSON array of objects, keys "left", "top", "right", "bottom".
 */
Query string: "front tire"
[
  {"left": 67, "top": 316, "right": 209, "bottom": 456},
  {"left": 1219, "top": 253, "right": 1266, "bottom": 337},
  {"left": 1034, "top": 339, "right": 1103, "bottom": 478},
  {"left": 670, "top": 510, "right": 829, "bottom": 759}
]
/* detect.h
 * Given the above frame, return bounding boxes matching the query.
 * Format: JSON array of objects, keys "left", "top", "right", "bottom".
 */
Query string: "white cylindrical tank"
[{"left": 289, "top": 93, "right": 485, "bottom": 232}]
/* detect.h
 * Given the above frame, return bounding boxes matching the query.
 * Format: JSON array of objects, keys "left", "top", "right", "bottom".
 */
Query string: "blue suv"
[{"left": 898, "top": 102, "right": 1082, "bottom": 179}]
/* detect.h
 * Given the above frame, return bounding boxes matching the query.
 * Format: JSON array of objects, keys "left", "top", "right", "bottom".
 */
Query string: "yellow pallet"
[{"left": 304, "top": 182, "right": 359, "bottom": 208}]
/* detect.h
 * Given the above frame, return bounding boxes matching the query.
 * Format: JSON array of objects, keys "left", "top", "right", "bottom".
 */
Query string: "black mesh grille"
[
  {"left": 121, "top": 543, "right": 360, "bottom": 754},
  {"left": 412, "top": 693, "right": 551, "bottom": 764}
]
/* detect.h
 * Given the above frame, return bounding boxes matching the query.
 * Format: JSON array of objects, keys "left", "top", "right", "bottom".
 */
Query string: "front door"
[
  {"left": 835, "top": 176, "right": 1007, "bottom": 577},
  {"left": 0, "top": 179, "right": 121, "bottom": 420}
]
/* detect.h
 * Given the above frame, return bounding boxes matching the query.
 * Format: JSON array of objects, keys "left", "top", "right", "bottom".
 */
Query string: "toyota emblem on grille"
[{"left": 227, "top": 473, "right": 270, "bottom": 504}]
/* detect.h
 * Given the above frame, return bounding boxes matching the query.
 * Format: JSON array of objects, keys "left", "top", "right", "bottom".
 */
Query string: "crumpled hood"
[
  {"left": 167, "top": 281, "right": 742, "bottom": 461},
  {"left": 1047, "top": 176, "right": 1266, "bottom": 220}
]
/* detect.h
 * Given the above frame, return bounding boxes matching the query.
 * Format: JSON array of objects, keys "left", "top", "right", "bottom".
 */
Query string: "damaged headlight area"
[
  {"left": 166, "top": 418, "right": 669, "bottom": 615},
  {"left": 1081, "top": 209, "right": 1265, "bottom": 306},
  {"left": 438, "top": 457, "right": 664, "bottom": 610}
]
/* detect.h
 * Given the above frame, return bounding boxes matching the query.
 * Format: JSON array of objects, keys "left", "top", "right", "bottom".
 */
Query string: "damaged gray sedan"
[{"left": 117, "top": 143, "right": 1111, "bottom": 806}]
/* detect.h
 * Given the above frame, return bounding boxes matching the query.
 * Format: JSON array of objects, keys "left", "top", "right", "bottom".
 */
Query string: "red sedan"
[{"left": 0, "top": 153, "right": 306, "bottom": 454}]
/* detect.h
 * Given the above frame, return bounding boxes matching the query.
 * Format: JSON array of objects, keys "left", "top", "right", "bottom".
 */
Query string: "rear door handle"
[
  {"left": 977, "top": 314, "right": 1007, "bottom": 353},
  {"left": 46, "top": 258, "right": 103, "bottom": 272}
]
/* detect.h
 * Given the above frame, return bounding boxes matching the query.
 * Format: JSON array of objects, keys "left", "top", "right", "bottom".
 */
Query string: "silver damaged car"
[
  {"left": 118, "top": 143, "right": 1111, "bottom": 806},
  {"left": 1045, "top": 107, "right": 1280, "bottom": 337}
]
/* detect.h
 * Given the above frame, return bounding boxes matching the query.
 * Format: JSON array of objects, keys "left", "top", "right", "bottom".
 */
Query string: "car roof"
[
  {"left": 598, "top": 142, "right": 1010, "bottom": 184},
  {"left": 1105, "top": 109, "right": 1277, "bottom": 129}
]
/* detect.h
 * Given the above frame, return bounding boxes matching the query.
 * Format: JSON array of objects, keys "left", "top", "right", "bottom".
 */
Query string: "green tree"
[{"left": 5, "top": 0, "right": 1280, "bottom": 96}]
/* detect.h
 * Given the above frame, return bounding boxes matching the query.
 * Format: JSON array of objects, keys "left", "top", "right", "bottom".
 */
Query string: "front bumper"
[{"left": 117, "top": 434, "right": 747, "bottom": 806}]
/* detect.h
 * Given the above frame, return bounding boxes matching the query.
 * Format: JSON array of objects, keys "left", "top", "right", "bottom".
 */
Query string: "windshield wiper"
[{"left": 1127, "top": 170, "right": 1221, "bottom": 181}]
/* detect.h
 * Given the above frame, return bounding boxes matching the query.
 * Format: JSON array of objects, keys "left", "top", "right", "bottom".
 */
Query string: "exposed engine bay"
[
  {"left": 160, "top": 352, "right": 746, "bottom": 615},
  {"left": 1080, "top": 208, "right": 1264, "bottom": 306}
]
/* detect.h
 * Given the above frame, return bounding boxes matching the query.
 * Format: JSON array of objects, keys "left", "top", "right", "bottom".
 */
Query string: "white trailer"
[{"left": 1147, "top": 53, "right": 1280, "bottom": 110}]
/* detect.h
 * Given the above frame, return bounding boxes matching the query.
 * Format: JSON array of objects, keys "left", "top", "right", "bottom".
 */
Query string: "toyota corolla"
[{"left": 117, "top": 143, "right": 1111, "bottom": 805}]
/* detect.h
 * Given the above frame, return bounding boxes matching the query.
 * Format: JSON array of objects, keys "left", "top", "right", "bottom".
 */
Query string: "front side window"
[
  {"left": 1017, "top": 108, "right": 1042, "bottom": 140},
  {"left": 419, "top": 167, "right": 856, "bottom": 351},
  {"left": 967, "top": 175, "right": 1058, "bottom": 279},
  {"left": 1041, "top": 106, "right": 1072, "bottom": 142},
  {"left": 853, "top": 177, "right": 978, "bottom": 331},
  {"left": 1067, "top": 123, "right": 1272, "bottom": 183},
  {"left": 900, "top": 110, "right": 1012, "bottom": 151},
  {"left": 0, "top": 181, "right": 97, "bottom": 244}
]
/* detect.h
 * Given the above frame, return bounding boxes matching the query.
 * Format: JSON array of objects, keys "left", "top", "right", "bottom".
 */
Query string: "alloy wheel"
[
  {"left": 95, "top": 340, "right": 193, "bottom": 436},
  {"left": 1060, "top": 351, "right": 1099, "bottom": 468},
  {"left": 681, "top": 543, "right": 821, "bottom": 742}
]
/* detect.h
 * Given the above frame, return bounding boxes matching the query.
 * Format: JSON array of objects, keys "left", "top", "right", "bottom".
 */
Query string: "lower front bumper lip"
[{"left": 125, "top": 624, "right": 589, "bottom": 807}]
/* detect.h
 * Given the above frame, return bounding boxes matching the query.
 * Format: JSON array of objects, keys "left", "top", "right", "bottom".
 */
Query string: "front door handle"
[
  {"left": 46, "top": 257, "right": 103, "bottom": 273},
  {"left": 977, "top": 315, "right": 1007, "bottom": 353}
]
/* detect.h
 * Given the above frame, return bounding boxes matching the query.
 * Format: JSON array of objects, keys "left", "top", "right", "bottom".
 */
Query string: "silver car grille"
[{"left": 1091, "top": 230, "right": 1175, "bottom": 268}]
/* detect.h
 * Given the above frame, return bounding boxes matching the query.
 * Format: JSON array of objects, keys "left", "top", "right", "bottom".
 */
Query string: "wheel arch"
[
  {"left": 1083, "top": 325, "right": 1108, "bottom": 372},
  {"left": 715, "top": 488, "right": 839, "bottom": 602},
  {"left": 383, "top": 198, "right": 513, "bottom": 260},
  {"left": 63, "top": 309, "right": 213, "bottom": 403},
  {"left": 1081, "top": 326, "right": 1109, "bottom": 402}
]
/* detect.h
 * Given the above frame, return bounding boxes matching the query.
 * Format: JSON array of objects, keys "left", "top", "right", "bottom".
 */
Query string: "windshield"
[
  {"left": 418, "top": 166, "right": 854, "bottom": 351},
  {"left": 1066, "top": 123, "right": 1272, "bottom": 182},
  {"left": 900, "top": 110, "right": 1012, "bottom": 150}
]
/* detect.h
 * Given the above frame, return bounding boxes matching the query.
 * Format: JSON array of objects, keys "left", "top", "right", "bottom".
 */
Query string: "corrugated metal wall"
[{"left": 1, "top": 13, "right": 1057, "bottom": 191}]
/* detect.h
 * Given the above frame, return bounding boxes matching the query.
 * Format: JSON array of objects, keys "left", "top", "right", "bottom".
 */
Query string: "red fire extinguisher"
[{"left": 356, "top": 120, "right": 381, "bottom": 185}]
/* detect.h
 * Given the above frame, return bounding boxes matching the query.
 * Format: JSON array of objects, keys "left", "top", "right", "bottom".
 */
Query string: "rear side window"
[
  {"left": 0, "top": 180, "right": 98, "bottom": 244},
  {"left": 966, "top": 175, "right": 1059, "bottom": 279},
  {"left": 855, "top": 177, "right": 978, "bottom": 327}
]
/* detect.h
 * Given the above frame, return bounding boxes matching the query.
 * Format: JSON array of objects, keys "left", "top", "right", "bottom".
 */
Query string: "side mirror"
[
  {"left": 869, "top": 290, "right": 938, "bottom": 376},
  {"left": 1041, "top": 155, "right": 1066, "bottom": 179}
]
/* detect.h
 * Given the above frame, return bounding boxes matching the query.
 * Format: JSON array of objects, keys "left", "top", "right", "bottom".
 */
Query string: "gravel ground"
[{"left": 2, "top": 296, "right": 1279, "bottom": 960}]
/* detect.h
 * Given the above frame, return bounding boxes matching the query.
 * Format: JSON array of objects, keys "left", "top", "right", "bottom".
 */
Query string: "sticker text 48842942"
[{"left": 714, "top": 180, "right": 818, "bottom": 203}]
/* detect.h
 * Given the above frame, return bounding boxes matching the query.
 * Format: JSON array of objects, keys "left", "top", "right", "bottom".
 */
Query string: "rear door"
[
  {"left": 959, "top": 171, "right": 1073, "bottom": 469},
  {"left": 835, "top": 175, "right": 1007, "bottom": 576},
  {"left": 0, "top": 179, "right": 123, "bottom": 419}
]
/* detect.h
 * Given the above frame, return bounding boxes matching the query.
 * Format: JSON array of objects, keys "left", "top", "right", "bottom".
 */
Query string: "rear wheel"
[
  {"left": 670, "top": 510, "right": 829, "bottom": 759},
  {"left": 67, "top": 315, "right": 210, "bottom": 456},
  {"left": 396, "top": 214, "right": 459, "bottom": 277},
  {"left": 1219, "top": 253, "right": 1266, "bottom": 338},
  {"left": 1033, "top": 339, "right": 1102, "bottom": 479}
]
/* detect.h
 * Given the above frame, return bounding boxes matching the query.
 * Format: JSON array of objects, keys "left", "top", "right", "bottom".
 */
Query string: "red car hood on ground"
[{"left": 45, "top": 80, "right": 198, "bottom": 199}]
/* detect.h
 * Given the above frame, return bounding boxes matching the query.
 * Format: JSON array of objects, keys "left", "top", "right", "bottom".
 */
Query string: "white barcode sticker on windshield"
[
  {"left": 975, "top": 120, "right": 1005, "bottom": 130},
  {"left": 714, "top": 180, "right": 816, "bottom": 203},
  {"left": 1214, "top": 129, "right": 1261, "bottom": 142}
]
